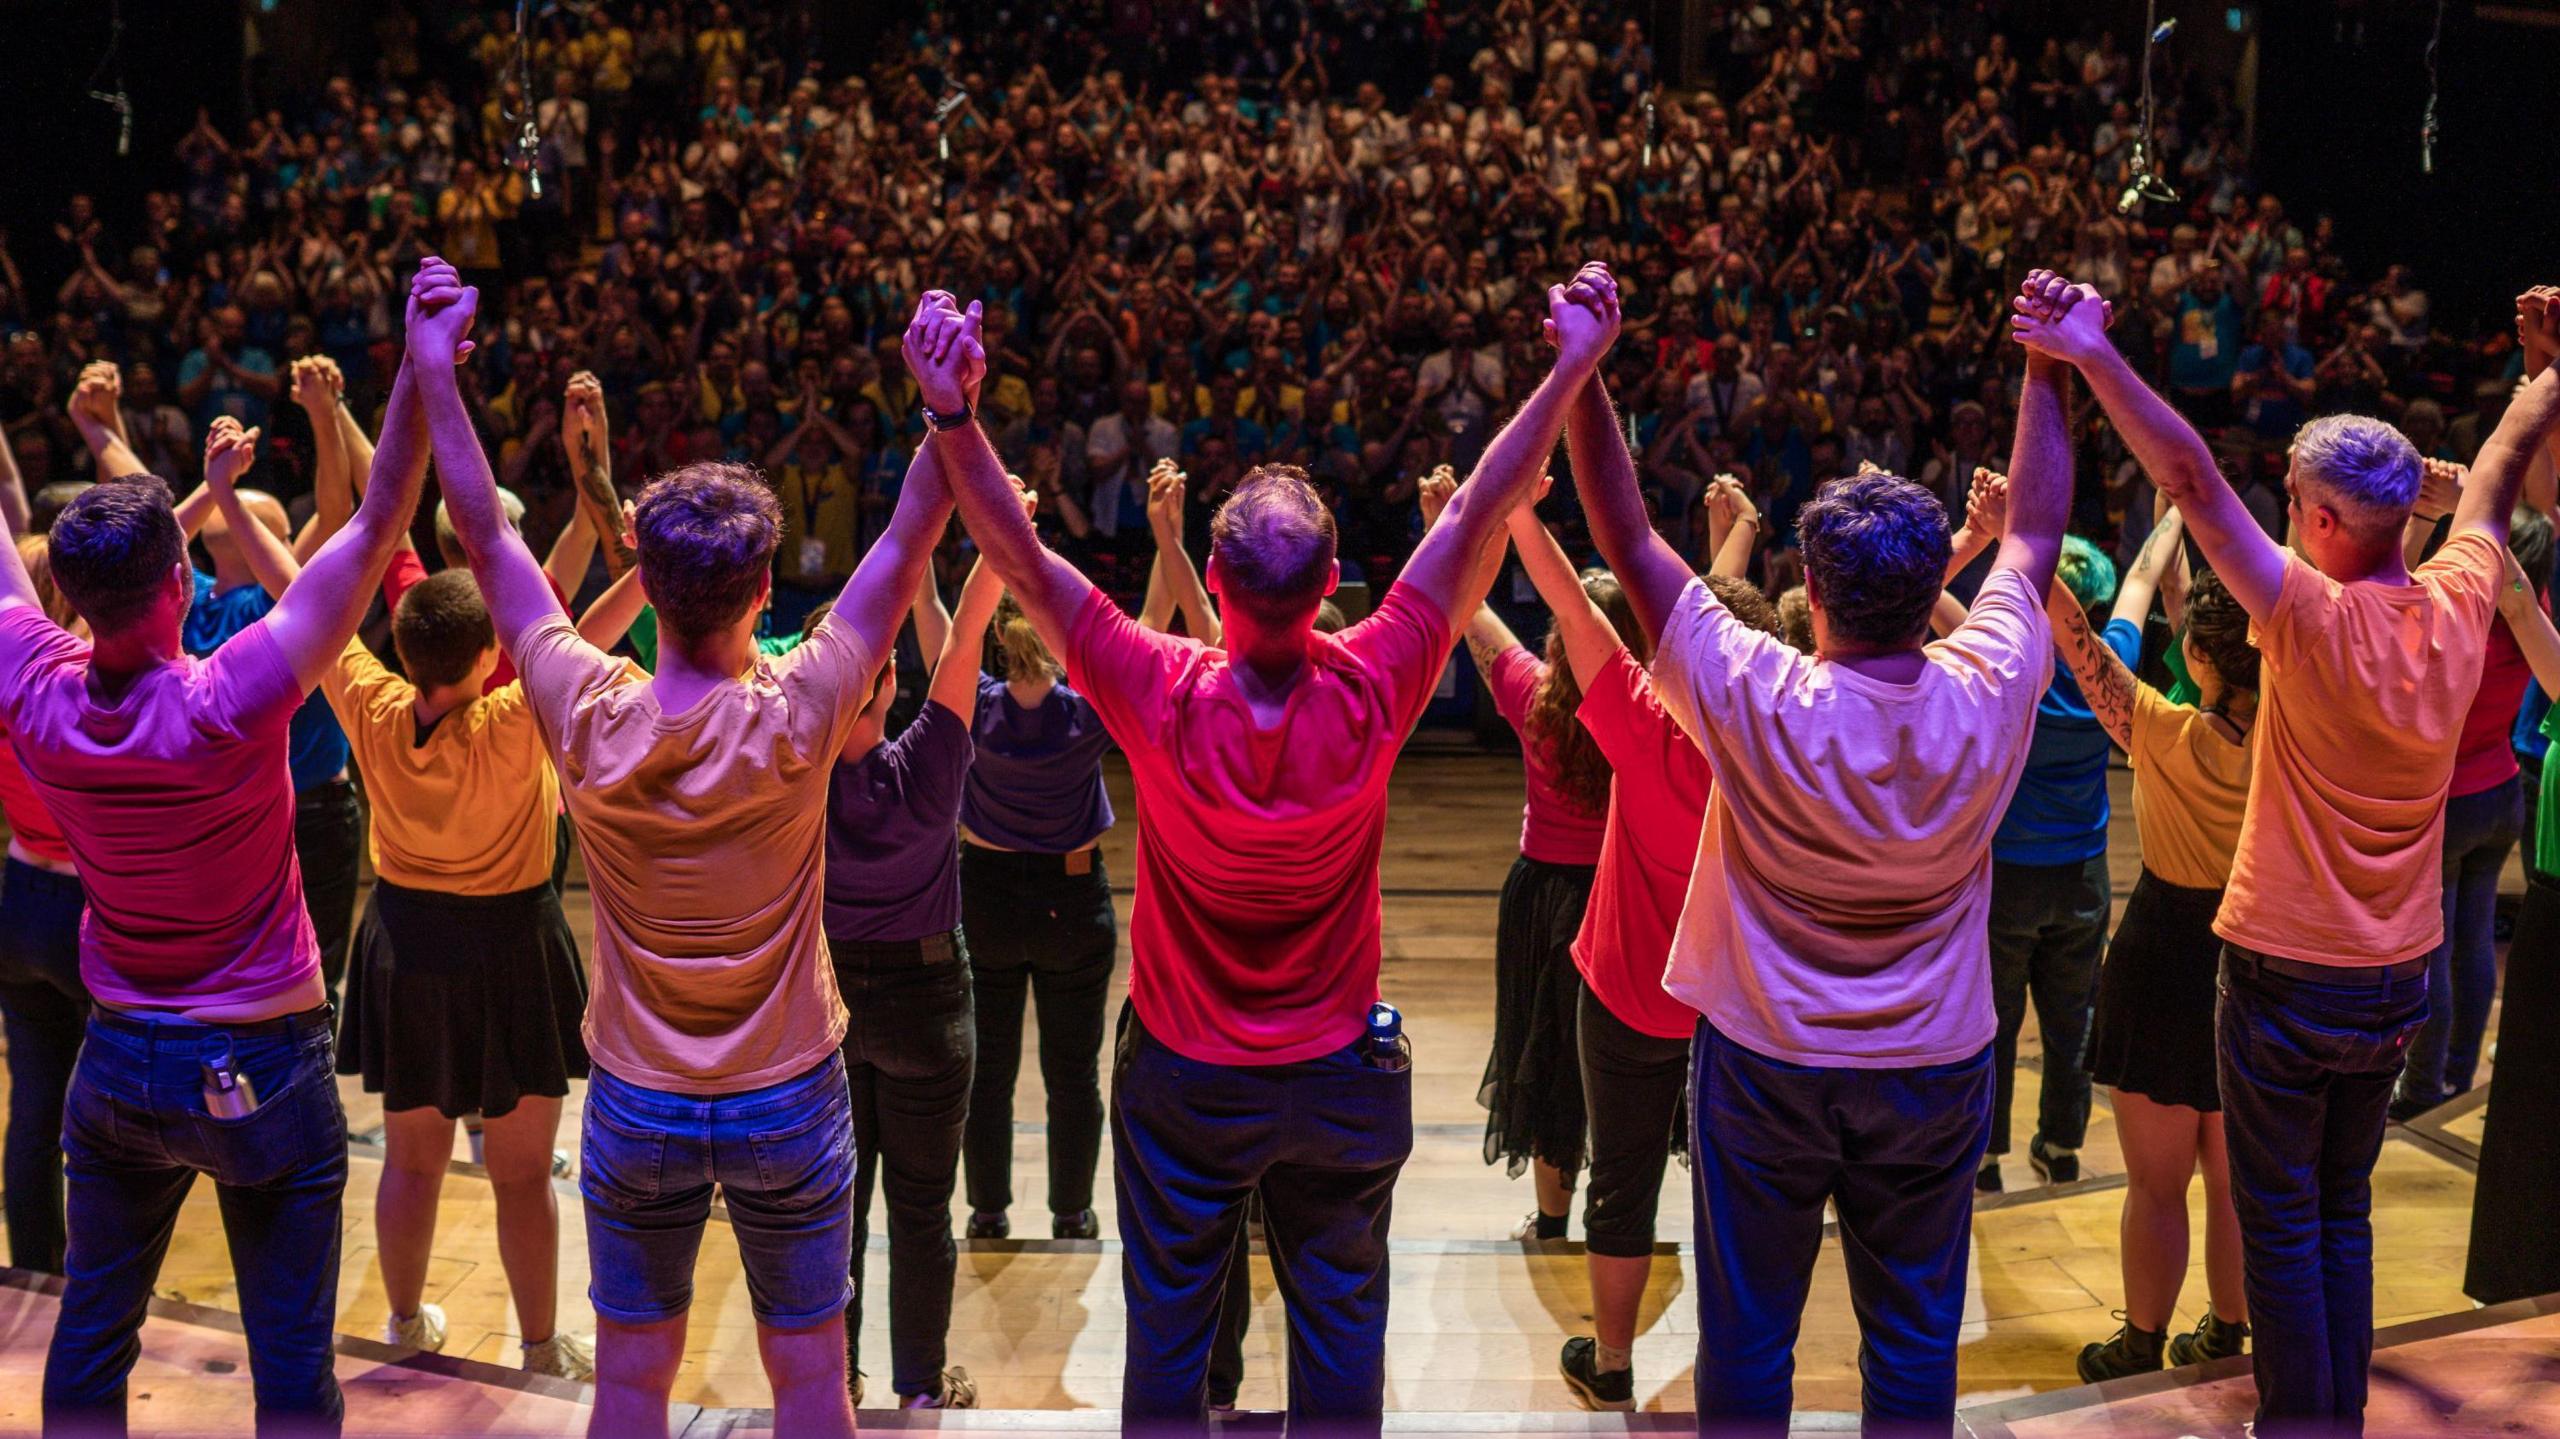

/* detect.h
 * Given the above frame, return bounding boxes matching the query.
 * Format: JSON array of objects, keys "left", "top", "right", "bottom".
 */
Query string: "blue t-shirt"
[
  {"left": 961, "top": 672, "right": 1114, "bottom": 853},
  {"left": 822, "top": 698, "right": 973, "bottom": 943},
  {"left": 1993, "top": 615, "right": 2142, "bottom": 866},
  {"left": 186, "top": 572, "right": 350, "bottom": 791},
  {"left": 2168, "top": 292, "right": 2243, "bottom": 393}
]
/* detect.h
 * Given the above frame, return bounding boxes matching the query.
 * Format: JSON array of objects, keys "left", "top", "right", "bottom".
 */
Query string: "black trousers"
[
  {"left": 1113, "top": 1005, "right": 1410, "bottom": 1438},
  {"left": 1578, "top": 987, "right": 1689, "bottom": 1259},
  {"left": 294, "top": 779, "right": 363, "bottom": 1007},
  {"left": 2217, "top": 947, "right": 2428, "bottom": 1438},
  {"left": 2470, "top": 870, "right": 2560, "bottom": 1303},
  {"left": 1985, "top": 854, "right": 2109, "bottom": 1155},
  {"left": 1690, "top": 1019, "right": 1992, "bottom": 1437},
  {"left": 960, "top": 844, "right": 1115, "bottom": 1218},
  {"left": 833, "top": 931, "right": 975, "bottom": 1398},
  {"left": 0, "top": 858, "right": 87, "bottom": 1273}
]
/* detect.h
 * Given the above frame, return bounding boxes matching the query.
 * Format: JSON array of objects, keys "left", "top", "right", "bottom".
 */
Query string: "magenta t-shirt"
[
  {"left": 1485, "top": 645, "right": 1607, "bottom": 866},
  {"left": 0, "top": 604, "right": 317, "bottom": 1009}
]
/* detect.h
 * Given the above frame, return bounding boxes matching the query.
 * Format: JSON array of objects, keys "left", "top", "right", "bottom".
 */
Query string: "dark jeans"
[
  {"left": 2218, "top": 947, "right": 2429, "bottom": 1438},
  {"left": 2400, "top": 776, "right": 2521, "bottom": 1113},
  {"left": 1690, "top": 1019, "right": 1992, "bottom": 1437},
  {"left": 1579, "top": 987, "right": 1690, "bottom": 1259},
  {"left": 294, "top": 779, "right": 362, "bottom": 1007},
  {"left": 1208, "top": 1193, "right": 1263, "bottom": 1408},
  {"left": 47, "top": 1006, "right": 347, "bottom": 1437},
  {"left": 1113, "top": 1005, "right": 1411, "bottom": 1438},
  {"left": 832, "top": 931, "right": 975, "bottom": 1398},
  {"left": 0, "top": 858, "right": 87, "bottom": 1272},
  {"left": 1986, "top": 854, "right": 2109, "bottom": 1155},
  {"left": 961, "top": 844, "right": 1115, "bottom": 1218}
]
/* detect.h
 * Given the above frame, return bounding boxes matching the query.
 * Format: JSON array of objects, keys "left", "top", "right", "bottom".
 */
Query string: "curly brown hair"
[
  {"left": 1524, "top": 570, "right": 1648, "bottom": 816},
  {"left": 2182, "top": 569, "right": 2260, "bottom": 697}
]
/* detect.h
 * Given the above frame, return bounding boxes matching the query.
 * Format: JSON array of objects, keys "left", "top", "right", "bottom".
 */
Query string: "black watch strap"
[{"left": 922, "top": 401, "right": 974, "bottom": 432}]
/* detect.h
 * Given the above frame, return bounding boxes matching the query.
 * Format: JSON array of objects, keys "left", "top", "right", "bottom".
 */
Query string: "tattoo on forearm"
[
  {"left": 579, "top": 455, "right": 635, "bottom": 578},
  {"left": 2055, "top": 601, "right": 2137, "bottom": 747}
]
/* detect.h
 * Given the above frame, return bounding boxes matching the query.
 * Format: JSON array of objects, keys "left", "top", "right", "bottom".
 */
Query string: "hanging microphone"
[{"left": 2150, "top": 17, "right": 2178, "bottom": 43}]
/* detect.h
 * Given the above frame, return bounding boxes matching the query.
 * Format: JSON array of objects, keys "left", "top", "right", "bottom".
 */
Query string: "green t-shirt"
[
  {"left": 2538, "top": 707, "right": 2560, "bottom": 876},
  {"left": 2162, "top": 621, "right": 2199, "bottom": 708},
  {"left": 624, "top": 605, "right": 805, "bottom": 674}
]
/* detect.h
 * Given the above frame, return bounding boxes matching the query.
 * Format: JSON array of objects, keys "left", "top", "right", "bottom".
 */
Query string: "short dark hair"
[
  {"left": 1210, "top": 465, "right": 1337, "bottom": 621},
  {"left": 1704, "top": 574, "right": 1784, "bottom": 640},
  {"left": 634, "top": 462, "right": 781, "bottom": 642},
  {"left": 48, "top": 475, "right": 185, "bottom": 632},
  {"left": 393, "top": 569, "right": 497, "bottom": 690},
  {"left": 1796, "top": 472, "right": 1950, "bottom": 650},
  {"left": 2182, "top": 569, "right": 2260, "bottom": 695},
  {"left": 2511, "top": 508, "right": 2556, "bottom": 600}
]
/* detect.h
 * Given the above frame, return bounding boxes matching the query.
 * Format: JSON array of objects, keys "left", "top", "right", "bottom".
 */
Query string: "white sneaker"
[
  {"left": 384, "top": 1303, "right": 448, "bottom": 1353},
  {"left": 521, "top": 1331, "right": 595, "bottom": 1382}
]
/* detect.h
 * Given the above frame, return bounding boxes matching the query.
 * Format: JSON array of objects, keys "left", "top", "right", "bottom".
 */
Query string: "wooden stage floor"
[{"left": 0, "top": 751, "right": 2528, "bottom": 1430}]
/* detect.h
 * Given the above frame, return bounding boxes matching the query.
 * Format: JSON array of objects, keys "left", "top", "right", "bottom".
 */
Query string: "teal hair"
[{"left": 2056, "top": 534, "right": 2119, "bottom": 616}]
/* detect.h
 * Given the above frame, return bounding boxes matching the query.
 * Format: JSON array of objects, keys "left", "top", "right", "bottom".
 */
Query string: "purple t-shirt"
[
  {"left": 961, "top": 672, "right": 1114, "bottom": 853},
  {"left": 823, "top": 698, "right": 973, "bottom": 943}
]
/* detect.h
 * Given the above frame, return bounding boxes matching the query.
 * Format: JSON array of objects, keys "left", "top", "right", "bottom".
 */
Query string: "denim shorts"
[{"left": 580, "top": 1052, "right": 856, "bottom": 1326}]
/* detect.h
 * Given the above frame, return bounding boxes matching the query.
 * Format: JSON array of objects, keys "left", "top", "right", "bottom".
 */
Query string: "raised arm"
[
  {"left": 1505, "top": 482, "right": 1626, "bottom": 689},
  {"left": 563, "top": 370, "right": 637, "bottom": 580},
  {"left": 575, "top": 564, "right": 649, "bottom": 653},
  {"left": 2496, "top": 542, "right": 2560, "bottom": 695},
  {"left": 1403, "top": 264, "right": 1620, "bottom": 628},
  {"left": 68, "top": 364, "right": 148, "bottom": 483},
  {"left": 2452, "top": 293, "right": 2560, "bottom": 546},
  {"left": 0, "top": 407, "right": 26, "bottom": 538},
  {"left": 291, "top": 358, "right": 351, "bottom": 562},
  {"left": 829, "top": 435, "right": 959, "bottom": 669},
  {"left": 2014, "top": 268, "right": 2283, "bottom": 617},
  {"left": 1703, "top": 474, "right": 1762, "bottom": 580},
  {"left": 1144, "top": 458, "right": 1220, "bottom": 643},
  {"left": 1993, "top": 277, "right": 2075, "bottom": 601},
  {"left": 929, "top": 553, "right": 1006, "bottom": 716},
  {"left": 2114, "top": 504, "right": 2183, "bottom": 631},
  {"left": 2042, "top": 574, "right": 2140, "bottom": 752},
  {"left": 407, "top": 258, "right": 565, "bottom": 645},
  {"left": 200, "top": 420, "right": 301, "bottom": 599},
  {"left": 908, "top": 292, "right": 1097, "bottom": 645}
]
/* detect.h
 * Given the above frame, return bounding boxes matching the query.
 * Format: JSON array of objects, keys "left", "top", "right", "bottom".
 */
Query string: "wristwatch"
[{"left": 921, "top": 400, "right": 974, "bottom": 432}]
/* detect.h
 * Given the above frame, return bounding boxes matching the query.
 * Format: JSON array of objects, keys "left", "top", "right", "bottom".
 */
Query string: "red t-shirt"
[
  {"left": 2451, "top": 605, "right": 2537, "bottom": 798},
  {"left": 1570, "top": 651, "right": 1710, "bottom": 1040},
  {"left": 384, "top": 549, "right": 572, "bottom": 691},
  {"left": 1063, "top": 583, "right": 1450, "bottom": 1065},
  {"left": 1486, "top": 645, "right": 1607, "bottom": 866},
  {"left": 0, "top": 722, "right": 72, "bottom": 866}
]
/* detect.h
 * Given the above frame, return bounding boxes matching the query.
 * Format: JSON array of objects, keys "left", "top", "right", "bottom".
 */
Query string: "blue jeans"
[
  {"left": 2218, "top": 947, "right": 2429, "bottom": 1437},
  {"left": 0, "top": 858, "right": 88, "bottom": 1272},
  {"left": 581, "top": 1053, "right": 856, "bottom": 1327},
  {"left": 1690, "top": 1019, "right": 1992, "bottom": 1438},
  {"left": 46, "top": 1006, "right": 346, "bottom": 1437},
  {"left": 2398, "top": 775, "right": 2521, "bottom": 1114},
  {"left": 1112, "top": 1005, "right": 1411, "bottom": 1438}
]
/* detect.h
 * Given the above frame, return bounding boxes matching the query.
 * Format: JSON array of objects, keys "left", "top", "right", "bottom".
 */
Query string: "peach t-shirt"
[
  {"left": 2215, "top": 532, "right": 2502, "bottom": 965},
  {"left": 1650, "top": 566, "right": 2051, "bottom": 1067},
  {"left": 511, "top": 609, "right": 877, "bottom": 1094}
]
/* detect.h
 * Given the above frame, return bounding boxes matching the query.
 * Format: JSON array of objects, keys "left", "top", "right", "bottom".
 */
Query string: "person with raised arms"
[
  {"left": 2018, "top": 271, "right": 2560, "bottom": 1438},
  {"left": 2, "top": 278, "right": 435, "bottom": 1438},
  {"left": 1580, "top": 274, "right": 2076, "bottom": 1435},
  {"left": 405, "top": 256, "right": 953, "bottom": 1439},
  {"left": 899, "top": 268, "right": 1621, "bottom": 1436}
]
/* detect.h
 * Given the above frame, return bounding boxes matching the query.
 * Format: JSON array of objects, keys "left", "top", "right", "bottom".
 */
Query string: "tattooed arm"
[{"left": 2044, "top": 577, "right": 2140, "bottom": 751}]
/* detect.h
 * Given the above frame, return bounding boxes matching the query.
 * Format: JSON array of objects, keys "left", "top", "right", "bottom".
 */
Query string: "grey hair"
[
  {"left": 2291, "top": 415, "right": 2420, "bottom": 532},
  {"left": 433, "top": 487, "right": 527, "bottom": 554}
]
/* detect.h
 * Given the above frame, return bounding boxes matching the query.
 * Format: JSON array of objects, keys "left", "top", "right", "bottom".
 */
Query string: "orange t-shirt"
[
  {"left": 510, "top": 610, "right": 878, "bottom": 1094},
  {"left": 2215, "top": 531, "right": 2503, "bottom": 965}
]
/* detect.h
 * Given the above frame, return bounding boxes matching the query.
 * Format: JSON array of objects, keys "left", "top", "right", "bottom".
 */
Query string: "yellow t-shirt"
[
  {"left": 2216, "top": 532, "right": 2502, "bottom": 964},
  {"left": 777, "top": 462, "right": 860, "bottom": 584},
  {"left": 319, "top": 640, "right": 558, "bottom": 895},
  {"left": 509, "top": 611, "right": 878, "bottom": 1093},
  {"left": 2127, "top": 684, "right": 2253, "bottom": 891}
]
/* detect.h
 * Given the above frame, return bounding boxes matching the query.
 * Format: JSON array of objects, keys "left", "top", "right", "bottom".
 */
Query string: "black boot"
[
  {"left": 2166, "top": 1311, "right": 2250, "bottom": 1366},
  {"left": 2076, "top": 1317, "right": 2166, "bottom": 1383}
]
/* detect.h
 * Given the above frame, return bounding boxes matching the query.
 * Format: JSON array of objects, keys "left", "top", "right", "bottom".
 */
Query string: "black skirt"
[
  {"left": 1479, "top": 854, "right": 1598, "bottom": 1176},
  {"left": 2468, "top": 869, "right": 2560, "bottom": 1304},
  {"left": 337, "top": 878, "right": 590, "bottom": 1120},
  {"left": 2085, "top": 868, "right": 2225, "bottom": 1113}
]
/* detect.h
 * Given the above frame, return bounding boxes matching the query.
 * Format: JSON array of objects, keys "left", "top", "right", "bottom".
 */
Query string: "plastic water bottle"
[{"left": 1364, "top": 1001, "right": 1413, "bottom": 1073}]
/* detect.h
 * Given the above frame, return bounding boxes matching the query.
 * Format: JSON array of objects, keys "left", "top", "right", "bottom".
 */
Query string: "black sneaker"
[
  {"left": 1053, "top": 1208, "right": 1101, "bottom": 1240},
  {"left": 1976, "top": 1157, "right": 2004, "bottom": 1194},
  {"left": 2029, "top": 1134, "right": 2080, "bottom": 1185},
  {"left": 965, "top": 1210, "right": 1010, "bottom": 1240},
  {"left": 1512, "top": 1209, "right": 1569, "bottom": 1241},
  {"left": 2165, "top": 1312, "right": 2249, "bottom": 1367},
  {"left": 2076, "top": 1317, "right": 2165, "bottom": 1383},
  {"left": 1558, "top": 1336, "right": 1634, "bottom": 1412}
]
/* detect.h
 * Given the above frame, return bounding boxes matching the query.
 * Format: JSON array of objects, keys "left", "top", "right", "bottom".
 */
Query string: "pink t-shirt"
[
  {"left": 1572, "top": 651, "right": 1709, "bottom": 1041},
  {"left": 0, "top": 719, "right": 73, "bottom": 867},
  {"left": 1486, "top": 644, "right": 1607, "bottom": 866},
  {"left": 0, "top": 604, "right": 315, "bottom": 1009},
  {"left": 1063, "top": 583, "right": 1449, "bottom": 1065},
  {"left": 1650, "top": 567, "right": 2051, "bottom": 1067}
]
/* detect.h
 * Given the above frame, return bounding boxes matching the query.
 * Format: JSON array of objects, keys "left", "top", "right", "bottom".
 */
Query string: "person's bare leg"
[
  {"left": 759, "top": 1314, "right": 855, "bottom": 1438},
  {"left": 480, "top": 1097, "right": 565, "bottom": 1343},
  {"left": 1589, "top": 1252, "right": 1653, "bottom": 1355},
  {"left": 1533, "top": 1158, "right": 1573, "bottom": 1222},
  {"left": 590, "top": 1312, "right": 686, "bottom": 1439},
  {"left": 2198, "top": 1112, "right": 2248, "bottom": 1323},
  {"left": 2111, "top": 1089, "right": 2202, "bottom": 1331},
  {"left": 376, "top": 1108, "right": 455, "bottom": 1322}
]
